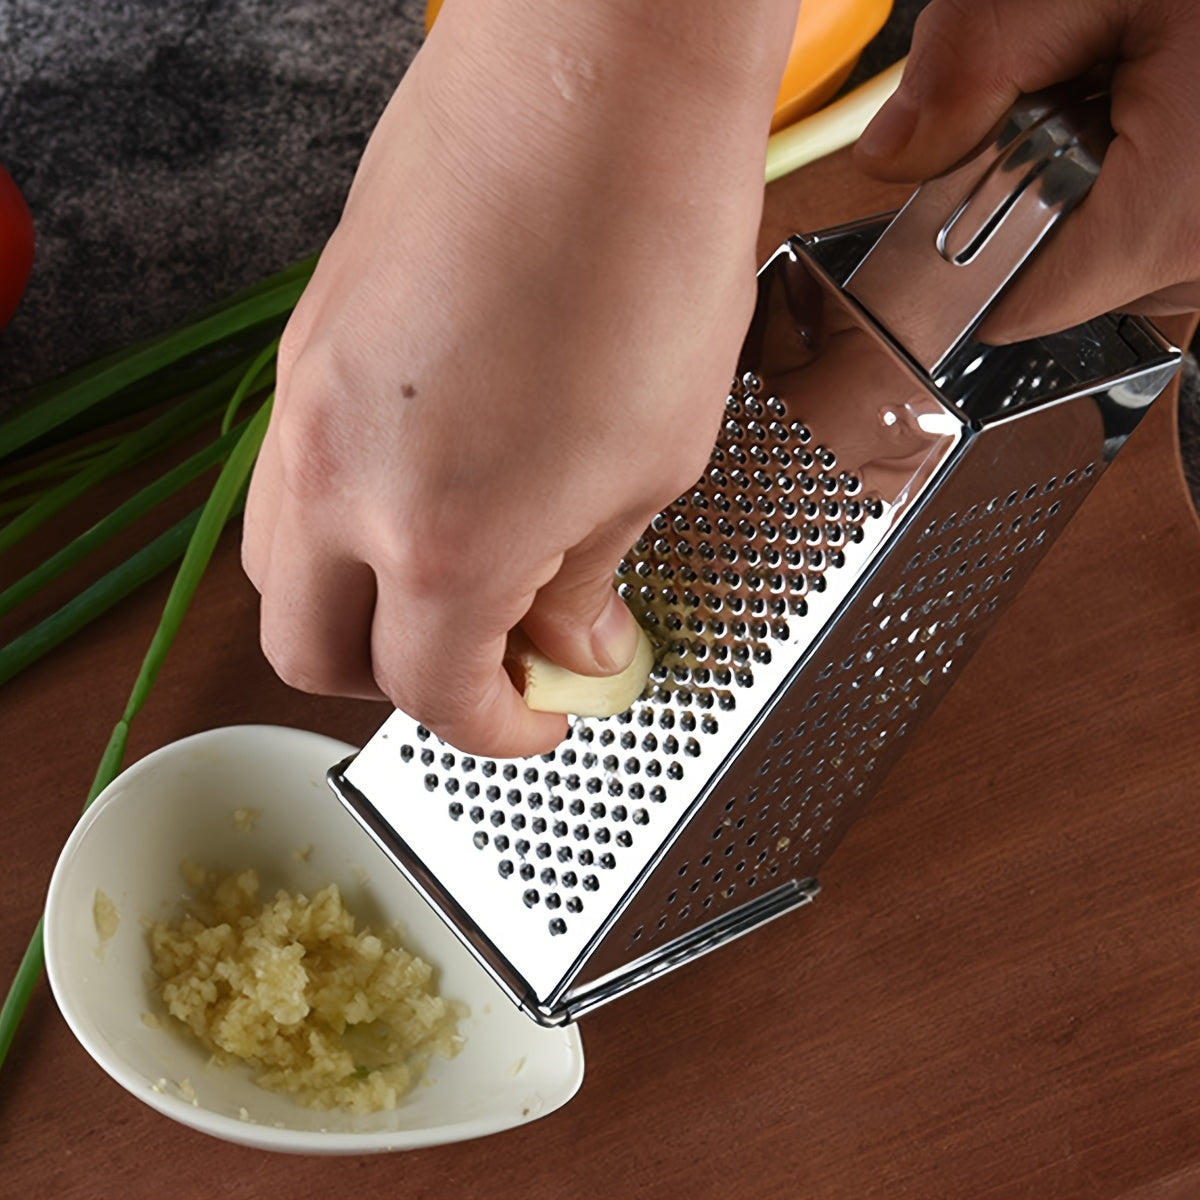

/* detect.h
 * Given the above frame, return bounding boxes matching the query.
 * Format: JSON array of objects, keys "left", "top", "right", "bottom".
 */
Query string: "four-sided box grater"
[{"left": 328, "top": 91, "right": 1181, "bottom": 1025}]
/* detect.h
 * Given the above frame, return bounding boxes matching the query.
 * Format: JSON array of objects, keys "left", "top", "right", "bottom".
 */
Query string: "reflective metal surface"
[
  {"left": 845, "top": 89, "right": 1113, "bottom": 374},
  {"left": 334, "top": 273, "right": 963, "bottom": 1016},
  {"left": 330, "top": 92, "right": 1181, "bottom": 1025}
]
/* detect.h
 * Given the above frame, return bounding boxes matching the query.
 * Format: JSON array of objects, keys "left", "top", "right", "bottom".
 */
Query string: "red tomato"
[{"left": 0, "top": 163, "right": 34, "bottom": 330}]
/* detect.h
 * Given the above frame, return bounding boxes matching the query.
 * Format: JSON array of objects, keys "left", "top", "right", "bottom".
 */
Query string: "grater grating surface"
[
  {"left": 575, "top": 370, "right": 1108, "bottom": 995},
  {"left": 330, "top": 91, "right": 1182, "bottom": 1024},
  {"left": 335, "top": 265, "right": 971, "bottom": 1000}
]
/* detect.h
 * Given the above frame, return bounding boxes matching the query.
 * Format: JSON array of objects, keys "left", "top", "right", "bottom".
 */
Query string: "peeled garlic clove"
[{"left": 517, "top": 628, "right": 655, "bottom": 718}]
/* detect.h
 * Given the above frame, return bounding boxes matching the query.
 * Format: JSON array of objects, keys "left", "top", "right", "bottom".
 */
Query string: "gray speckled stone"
[{"left": 0, "top": 0, "right": 425, "bottom": 394}]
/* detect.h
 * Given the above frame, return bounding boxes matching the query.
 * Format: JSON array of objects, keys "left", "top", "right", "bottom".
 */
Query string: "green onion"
[
  {"left": 0, "top": 509, "right": 203, "bottom": 684},
  {"left": 0, "top": 399, "right": 273, "bottom": 1073},
  {"left": 0, "top": 357, "right": 255, "bottom": 554},
  {"left": 87, "top": 397, "right": 271, "bottom": 769},
  {"left": 1, "top": 78, "right": 893, "bottom": 1082},
  {"left": 0, "top": 921, "right": 43, "bottom": 1072},
  {"left": 0, "top": 489, "right": 51, "bottom": 520},
  {"left": 0, "top": 259, "right": 309, "bottom": 460},
  {"left": 765, "top": 58, "right": 904, "bottom": 184},
  {"left": 0, "top": 420, "right": 249, "bottom": 618},
  {"left": 0, "top": 435, "right": 123, "bottom": 494},
  {"left": 222, "top": 337, "right": 279, "bottom": 434},
  {"left": 11, "top": 343, "right": 273, "bottom": 459}
]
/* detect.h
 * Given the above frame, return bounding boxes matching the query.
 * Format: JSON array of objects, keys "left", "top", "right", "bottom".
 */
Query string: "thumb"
[
  {"left": 854, "top": 0, "right": 1125, "bottom": 182},
  {"left": 519, "top": 525, "right": 645, "bottom": 679}
]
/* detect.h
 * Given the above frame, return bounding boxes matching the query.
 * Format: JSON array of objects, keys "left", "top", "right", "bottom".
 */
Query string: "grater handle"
[{"left": 844, "top": 88, "right": 1112, "bottom": 377}]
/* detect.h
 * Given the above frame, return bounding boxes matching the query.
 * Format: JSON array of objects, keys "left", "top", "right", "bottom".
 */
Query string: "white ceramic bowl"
[{"left": 44, "top": 724, "right": 584, "bottom": 1154}]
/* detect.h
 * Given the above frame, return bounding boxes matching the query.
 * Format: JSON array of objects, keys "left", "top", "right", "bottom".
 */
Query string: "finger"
[
  {"left": 519, "top": 521, "right": 648, "bottom": 679},
  {"left": 1117, "top": 281, "right": 1200, "bottom": 319},
  {"left": 369, "top": 574, "right": 568, "bottom": 758},
  {"left": 257, "top": 507, "right": 385, "bottom": 701},
  {"left": 855, "top": 0, "right": 1126, "bottom": 181}
]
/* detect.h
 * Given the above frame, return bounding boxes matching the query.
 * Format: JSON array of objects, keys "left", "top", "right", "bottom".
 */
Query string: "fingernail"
[
  {"left": 857, "top": 91, "right": 919, "bottom": 160},
  {"left": 590, "top": 591, "right": 641, "bottom": 675}
]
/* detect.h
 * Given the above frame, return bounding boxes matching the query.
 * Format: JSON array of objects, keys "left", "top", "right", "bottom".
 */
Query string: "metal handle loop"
[{"left": 844, "top": 88, "right": 1112, "bottom": 376}]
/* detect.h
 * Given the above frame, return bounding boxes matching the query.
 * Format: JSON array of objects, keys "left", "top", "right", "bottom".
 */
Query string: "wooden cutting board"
[{"left": 3, "top": 145, "right": 1198, "bottom": 1200}]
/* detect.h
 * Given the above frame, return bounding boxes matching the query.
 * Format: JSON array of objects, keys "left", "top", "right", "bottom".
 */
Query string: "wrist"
[{"left": 416, "top": 0, "right": 800, "bottom": 173}]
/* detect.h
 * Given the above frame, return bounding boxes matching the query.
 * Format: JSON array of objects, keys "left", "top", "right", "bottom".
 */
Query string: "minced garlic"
[
  {"left": 231, "top": 807, "right": 260, "bottom": 832},
  {"left": 93, "top": 889, "right": 119, "bottom": 956},
  {"left": 148, "top": 868, "right": 462, "bottom": 1113}
]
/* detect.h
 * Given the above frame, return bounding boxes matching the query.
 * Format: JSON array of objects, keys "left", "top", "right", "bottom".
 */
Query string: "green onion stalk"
[
  {"left": 0, "top": 264, "right": 301, "bottom": 1073},
  {"left": 0, "top": 399, "right": 272, "bottom": 1072}
]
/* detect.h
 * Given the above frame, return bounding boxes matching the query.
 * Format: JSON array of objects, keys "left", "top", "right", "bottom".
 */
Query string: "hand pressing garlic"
[{"left": 241, "top": 0, "right": 801, "bottom": 758}]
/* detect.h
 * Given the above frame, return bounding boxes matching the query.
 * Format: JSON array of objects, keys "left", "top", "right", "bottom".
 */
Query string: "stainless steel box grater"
[{"left": 328, "top": 91, "right": 1181, "bottom": 1025}]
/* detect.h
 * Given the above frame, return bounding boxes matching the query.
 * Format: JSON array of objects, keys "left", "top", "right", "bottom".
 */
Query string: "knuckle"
[
  {"left": 240, "top": 535, "right": 265, "bottom": 593},
  {"left": 271, "top": 348, "right": 361, "bottom": 507},
  {"left": 908, "top": 0, "right": 1005, "bottom": 97},
  {"left": 662, "top": 444, "right": 714, "bottom": 507},
  {"left": 274, "top": 311, "right": 308, "bottom": 382},
  {"left": 375, "top": 660, "right": 471, "bottom": 736},
  {"left": 915, "top": 0, "right": 980, "bottom": 48},
  {"left": 372, "top": 638, "right": 526, "bottom": 755},
  {"left": 375, "top": 525, "right": 474, "bottom": 606},
  {"left": 909, "top": 6, "right": 965, "bottom": 89},
  {"left": 260, "top": 624, "right": 339, "bottom": 697}
]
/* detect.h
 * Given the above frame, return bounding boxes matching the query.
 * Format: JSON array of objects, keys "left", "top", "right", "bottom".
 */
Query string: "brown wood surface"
[{"left": 3, "top": 150, "right": 1199, "bottom": 1200}]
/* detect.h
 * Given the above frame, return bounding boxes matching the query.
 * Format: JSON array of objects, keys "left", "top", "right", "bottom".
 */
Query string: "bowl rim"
[{"left": 43, "top": 722, "right": 586, "bottom": 1154}]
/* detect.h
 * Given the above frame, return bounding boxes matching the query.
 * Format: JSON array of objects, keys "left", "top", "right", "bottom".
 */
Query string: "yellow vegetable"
[
  {"left": 422, "top": 0, "right": 894, "bottom": 134},
  {"left": 765, "top": 57, "right": 905, "bottom": 183},
  {"left": 772, "top": 0, "right": 893, "bottom": 132}
]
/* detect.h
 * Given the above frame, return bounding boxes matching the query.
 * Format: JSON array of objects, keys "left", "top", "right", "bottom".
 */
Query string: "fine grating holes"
[
  {"left": 414, "top": 373, "right": 880, "bottom": 937},
  {"left": 396, "top": 364, "right": 1094, "bottom": 946}
]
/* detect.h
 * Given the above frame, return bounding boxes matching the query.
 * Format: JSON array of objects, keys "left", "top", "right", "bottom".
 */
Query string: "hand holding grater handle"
[{"left": 845, "top": 89, "right": 1113, "bottom": 376}]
